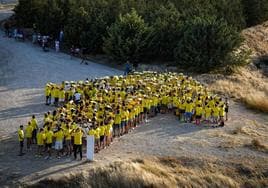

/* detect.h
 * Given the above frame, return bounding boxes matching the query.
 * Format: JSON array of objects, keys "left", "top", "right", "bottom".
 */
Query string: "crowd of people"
[{"left": 18, "top": 72, "right": 228, "bottom": 159}]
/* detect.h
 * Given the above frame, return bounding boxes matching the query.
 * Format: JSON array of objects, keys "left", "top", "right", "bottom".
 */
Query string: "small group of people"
[
  {"left": 18, "top": 71, "right": 229, "bottom": 160},
  {"left": 18, "top": 116, "right": 85, "bottom": 160}
]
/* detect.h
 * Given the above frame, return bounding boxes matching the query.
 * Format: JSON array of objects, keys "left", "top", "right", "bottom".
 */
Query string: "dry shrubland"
[
  {"left": 198, "top": 66, "right": 268, "bottom": 112},
  {"left": 26, "top": 157, "right": 267, "bottom": 188}
]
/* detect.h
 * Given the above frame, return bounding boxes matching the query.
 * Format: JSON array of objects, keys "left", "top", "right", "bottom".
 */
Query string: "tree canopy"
[{"left": 14, "top": 0, "right": 265, "bottom": 72}]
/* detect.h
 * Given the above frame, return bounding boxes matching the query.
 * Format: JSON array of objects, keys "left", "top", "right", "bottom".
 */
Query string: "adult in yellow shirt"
[
  {"left": 31, "top": 115, "right": 38, "bottom": 144},
  {"left": 54, "top": 128, "right": 64, "bottom": 158},
  {"left": 37, "top": 128, "right": 46, "bottom": 156},
  {"left": 25, "top": 122, "right": 33, "bottom": 150},
  {"left": 72, "top": 128, "right": 84, "bottom": 160},
  {"left": 18, "top": 125, "right": 24, "bottom": 156},
  {"left": 45, "top": 127, "right": 54, "bottom": 159}
]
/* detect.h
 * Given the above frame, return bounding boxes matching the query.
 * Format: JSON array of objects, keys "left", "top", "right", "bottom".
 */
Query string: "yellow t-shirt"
[
  {"left": 73, "top": 131, "right": 83, "bottom": 145},
  {"left": 105, "top": 125, "right": 110, "bottom": 136},
  {"left": 114, "top": 114, "right": 121, "bottom": 124},
  {"left": 213, "top": 107, "right": 220, "bottom": 116},
  {"left": 205, "top": 106, "right": 212, "bottom": 118},
  {"left": 185, "top": 103, "right": 194, "bottom": 113},
  {"left": 94, "top": 128, "right": 100, "bottom": 139},
  {"left": 54, "top": 88, "right": 60, "bottom": 98},
  {"left": 46, "top": 131, "right": 54, "bottom": 144},
  {"left": 208, "top": 100, "right": 215, "bottom": 108},
  {"left": 31, "top": 118, "right": 38, "bottom": 130},
  {"left": 99, "top": 126, "right": 106, "bottom": 136},
  {"left": 55, "top": 130, "right": 64, "bottom": 141},
  {"left": 162, "top": 96, "right": 168, "bottom": 105},
  {"left": 45, "top": 86, "right": 51, "bottom": 96},
  {"left": 219, "top": 106, "right": 225, "bottom": 117},
  {"left": 195, "top": 107, "right": 203, "bottom": 116},
  {"left": 64, "top": 128, "right": 72, "bottom": 140},
  {"left": 25, "top": 125, "right": 33, "bottom": 138},
  {"left": 59, "top": 90, "right": 65, "bottom": 99},
  {"left": 18, "top": 129, "right": 24, "bottom": 141},
  {"left": 88, "top": 129, "right": 95, "bottom": 136},
  {"left": 37, "top": 132, "right": 46, "bottom": 146}
]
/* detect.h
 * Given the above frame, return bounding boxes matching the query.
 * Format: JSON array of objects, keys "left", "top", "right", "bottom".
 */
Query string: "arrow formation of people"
[{"left": 18, "top": 72, "right": 229, "bottom": 159}]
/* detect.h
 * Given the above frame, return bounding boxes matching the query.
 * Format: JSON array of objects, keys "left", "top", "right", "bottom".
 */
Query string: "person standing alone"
[{"left": 18, "top": 125, "right": 25, "bottom": 156}]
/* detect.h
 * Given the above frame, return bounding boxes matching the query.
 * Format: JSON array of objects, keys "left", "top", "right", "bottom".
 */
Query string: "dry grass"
[
  {"left": 27, "top": 157, "right": 268, "bottom": 188},
  {"left": 204, "top": 67, "right": 268, "bottom": 112},
  {"left": 247, "top": 139, "right": 268, "bottom": 153},
  {"left": 232, "top": 126, "right": 263, "bottom": 137},
  {"left": 242, "top": 21, "right": 268, "bottom": 57}
]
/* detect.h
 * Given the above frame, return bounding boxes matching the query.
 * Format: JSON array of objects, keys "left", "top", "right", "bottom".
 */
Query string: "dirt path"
[{"left": 0, "top": 9, "right": 267, "bottom": 187}]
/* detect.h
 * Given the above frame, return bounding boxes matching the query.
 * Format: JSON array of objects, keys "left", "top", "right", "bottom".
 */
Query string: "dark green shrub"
[
  {"left": 174, "top": 16, "right": 244, "bottom": 73},
  {"left": 103, "top": 9, "right": 151, "bottom": 63}
]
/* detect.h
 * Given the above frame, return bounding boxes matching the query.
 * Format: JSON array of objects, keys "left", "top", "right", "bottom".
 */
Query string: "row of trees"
[{"left": 14, "top": 0, "right": 268, "bottom": 72}]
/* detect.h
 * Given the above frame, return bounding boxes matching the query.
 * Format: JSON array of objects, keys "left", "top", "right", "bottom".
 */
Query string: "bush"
[
  {"left": 146, "top": 3, "right": 182, "bottom": 61},
  {"left": 103, "top": 9, "right": 151, "bottom": 63},
  {"left": 242, "top": 0, "right": 268, "bottom": 27},
  {"left": 174, "top": 16, "right": 243, "bottom": 73}
]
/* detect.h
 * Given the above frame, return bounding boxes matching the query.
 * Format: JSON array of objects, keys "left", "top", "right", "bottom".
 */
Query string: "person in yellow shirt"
[
  {"left": 94, "top": 125, "right": 101, "bottom": 152},
  {"left": 72, "top": 128, "right": 84, "bottom": 160},
  {"left": 120, "top": 108, "right": 128, "bottom": 135},
  {"left": 204, "top": 104, "right": 212, "bottom": 124},
  {"left": 54, "top": 128, "right": 64, "bottom": 158},
  {"left": 25, "top": 122, "right": 33, "bottom": 150},
  {"left": 185, "top": 99, "right": 194, "bottom": 123},
  {"left": 212, "top": 104, "right": 220, "bottom": 124},
  {"left": 18, "top": 125, "right": 24, "bottom": 156},
  {"left": 88, "top": 126, "right": 95, "bottom": 136},
  {"left": 59, "top": 88, "right": 65, "bottom": 104},
  {"left": 45, "top": 84, "right": 51, "bottom": 105},
  {"left": 45, "top": 127, "right": 54, "bottom": 160},
  {"left": 88, "top": 126, "right": 97, "bottom": 152},
  {"left": 53, "top": 86, "right": 60, "bottom": 106},
  {"left": 37, "top": 128, "right": 46, "bottom": 156},
  {"left": 195, "top": 104, "right": 203, "bottom": 126},
  {"left": 161, "top": 95, "right": 168, "bottom": 113},
  {"left": 31, "top": 115, "right": 38, "bottom": 144},
  {"left": 179, "top": 99, "right": 186, "bottom": 122},
  {"left": 99, "top": 122, "right": 106, "bottom": 149},
  {"left": 114, "top": 109, "right": 121, "bottom": 137},
  {"left": 64, "top": 124, "right": 73, "bottom": 156}
]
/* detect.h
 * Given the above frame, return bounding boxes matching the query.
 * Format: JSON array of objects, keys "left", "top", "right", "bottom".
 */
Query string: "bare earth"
[{"left": 0, "top": 9, "right": 267, "bottom": 187}]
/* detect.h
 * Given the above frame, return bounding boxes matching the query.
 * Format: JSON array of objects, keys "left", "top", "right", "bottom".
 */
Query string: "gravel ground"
[{"left": 0, "top": 10, "right": 267, "bottom": 187}]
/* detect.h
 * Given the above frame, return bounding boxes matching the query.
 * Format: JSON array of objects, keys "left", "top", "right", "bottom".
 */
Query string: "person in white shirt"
[{"left": 74, "top": 91, "right": 81, "bottom": 105}]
